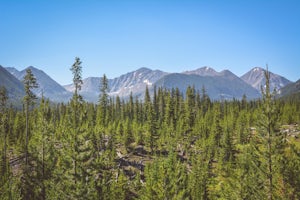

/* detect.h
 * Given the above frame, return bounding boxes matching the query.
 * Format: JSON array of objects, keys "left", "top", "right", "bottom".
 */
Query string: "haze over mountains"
[{"left": 0, "top": 65, "right": 297, "bottom": 103}]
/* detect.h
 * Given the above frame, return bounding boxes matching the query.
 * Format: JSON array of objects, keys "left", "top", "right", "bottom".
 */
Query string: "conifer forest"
[{"left": 1, "top": 59, "right": 300, "bottom": 200}]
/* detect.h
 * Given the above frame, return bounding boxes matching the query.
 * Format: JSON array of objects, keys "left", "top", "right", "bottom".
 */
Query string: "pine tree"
[
  {"left": 128, "top": 92, "right": 134, "bottom": 120},
  {"left": 221, "top": 143, "right": 265, "bottom": 200},
  {"left": 236, "top": 110, "right": 250, "bottom": 144},
  {"left": 188, "top": 147, "right": 210, "bottom": 200},
  {"left": 29, "top": 96, "right": 56, "bottom": 200},
  {"left": 21, "top": 68, "right": 39, "bottom": 199},
  {"left": 98, "top": 74, "right": 109, "bottom": 127},
  {"left": 185, "top": 85, "right": 196, "bottom": 129},
  {"left": 0, "top": 86, "right": 11, "bottom": 199},
  {"left": 0, "top": 86, "right": 9, "bottom": 178},
  {"left": 22, "top": 68, "right": 38, "bottom": 167},
  {"left": 201, "top": 86, "right": 211, "bottom": 115},
  {"left": 140, "top": 152, "right": 188, "bottom": 199},
  {"left": 144, "top": 86, "right": 158, "bottom": 154},
  {"left": 255, "top": 67, "right": 284, "bottom": 200},
  {"left": 124, "top": 119, "right": 134, "bottom": 152},
  {"left": 70, "top": 57, "right": 83, "bottom": 100},
  {"left": 147, "top": 104, "right": 159, "bottom": 155},
  {"left": 3, "top": 66, "right": 300, "bottom": 199},
  {"left": 69, "top": 57, "right": 84, "bottom": 190}
]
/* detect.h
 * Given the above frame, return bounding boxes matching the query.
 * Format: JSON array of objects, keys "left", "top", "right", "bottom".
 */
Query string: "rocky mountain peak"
[
  {"left": 183, "top": 66, "right": 218, "bottom": 76},
  {"left": 252, "top": 67, "right": 264, "bottom": 72},
  {"left": 241, "top": 67, "right": 292, "bottom": 92}
]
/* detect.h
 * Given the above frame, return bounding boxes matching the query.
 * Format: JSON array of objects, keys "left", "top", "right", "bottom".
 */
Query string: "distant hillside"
[
  {"left": 155, "top": 71, "right": 261, "bottom": 100},
  {"left": 0, "top": 66, "right": 25, "bottom": 104},
  {"left": 6, "top": 66, "right": 72, "bottom": 102},
  {"left": 279, "top": 79, "right": 300, "bottom": 97},
  {"left": 64, "top": 77, "right": 101, "bottom": 102}
]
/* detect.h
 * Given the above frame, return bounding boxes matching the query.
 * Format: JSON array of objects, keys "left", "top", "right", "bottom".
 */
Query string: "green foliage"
[
  {"left": 23, "top": 68, "right": 38, "bottom": 107},
  {"left": 70, "top": 57, "right": 83, "bottom": 97},
  {"left": 1, "top": 64, "right": 300, "bottom": 199},
  {"left": 140, "top": 152, "right": 189, "bottom": 200}
]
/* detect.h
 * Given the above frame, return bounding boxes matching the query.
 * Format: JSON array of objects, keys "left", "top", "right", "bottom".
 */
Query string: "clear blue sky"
[{"left": 1, "top": 0, "right": 299, "bottom": 85}]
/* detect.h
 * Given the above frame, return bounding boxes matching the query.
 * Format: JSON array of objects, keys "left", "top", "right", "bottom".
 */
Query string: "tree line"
[{"left": 1, "top": 58, "right": 300, "bottom": 199}]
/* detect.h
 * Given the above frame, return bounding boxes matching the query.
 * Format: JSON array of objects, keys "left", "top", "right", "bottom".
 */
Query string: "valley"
[{"left": 0, "top": 61, "right": 299, "bottom": 199}]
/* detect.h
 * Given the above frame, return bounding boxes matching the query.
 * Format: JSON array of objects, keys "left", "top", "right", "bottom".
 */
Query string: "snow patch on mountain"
[{"left": 143, "top": 79, "right": 152, "bottom": 86}]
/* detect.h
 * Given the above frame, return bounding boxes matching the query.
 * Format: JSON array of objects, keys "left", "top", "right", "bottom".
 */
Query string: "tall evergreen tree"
[
  {"left": 69, "top": 57, "right": 83, "bottom": 187},
  {"left": 22, "top": 69, "right": 38, "bottom": 166},
  {"left": 98, "top": 74, "right": 109, "bottom": 127},
  {"left": 0, "top": 86, "right": 11, "bottom": 199},
  {"left": 0, "top": 86, "right": 9, "bottom": 178},
  {"left": 255, "top": 67, "right": 284, "bottom": 200},
  {"left": 70, "top": 57, "right": 83, "bottom": 100},
  {"left": 185, "top": 85, "right": 196, "bottom": 129},
  {"left": 29, "top": 96, "right": 57, "bottom": 200},
  {"left": 22, "top": 68, "right": 38, "bottom": 199}
]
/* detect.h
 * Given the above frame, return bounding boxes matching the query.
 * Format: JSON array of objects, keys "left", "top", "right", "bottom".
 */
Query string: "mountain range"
[
  {"left": 0, "top": 65, "right": 297, "bottom": 103},
  {"left": 5, "top": 66, "right": 72, "bottom": 102},
  {"left": 155, "top": 69, "right": 261, "bottom": 99},
  {"left": 64, "top": 67, "right": 168, "bottom": 102}
]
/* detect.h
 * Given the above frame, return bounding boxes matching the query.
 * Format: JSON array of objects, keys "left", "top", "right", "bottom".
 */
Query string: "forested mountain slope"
[
  {"left": 279, "top": 78, "right": 300, "bottom": 97},
  {"left": 155, "top": 71, "right": 261, "bottom": 99},
  {"left": 1, "top": 67, "right": 300, "bottom": 199},
  {"left": 6, "top": 66, "right": 72, "bottom": 102},
  {"left": 0, "top": 66, "right": 24, "bottom": 104}
]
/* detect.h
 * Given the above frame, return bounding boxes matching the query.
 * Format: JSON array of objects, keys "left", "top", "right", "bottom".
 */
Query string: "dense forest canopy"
[{"left": 1, "top": 59, "right": 300, "bottom": 199}]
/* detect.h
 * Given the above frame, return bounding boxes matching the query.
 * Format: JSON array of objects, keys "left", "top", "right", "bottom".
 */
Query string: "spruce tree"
[
  {"left": 29, "top": 96, "right": 56, "bottom": 200},
  {"left": 0, "top": 86, "right": 9, "bottom": 178},
  {"left": 0, "top": 86, "right": 11, "bottom": 199},
  {"left": 69, "top": 57, "right": 83, "bottom": 189},
  {"left": 144, "top": 86, "right": 158, "bottom": 154},
  {"left": 22, "top": 68, "right": 38, "bottom": 167},
  {"left": 98, "top": 74, "right": 109, "bottom": 127},
  {"left": 70, "top": 57, "right": 83, "bottom": 100},
  {"left": 22, "top": 68, "right": 38, "bottom": 199},
  {"left": 255, "top": 67, "right": 284, "bottom": 200}
]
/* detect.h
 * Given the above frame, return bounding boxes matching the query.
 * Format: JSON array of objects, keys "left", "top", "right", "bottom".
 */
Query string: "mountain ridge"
[
  {"left": 3, "top": 65, "right": 296, "bottom": 102},
  {"left": 155, "top": 71, "right": 261, "bottom": 100},
  {"left": 241, "top": 67, "right": 292, "bottom": 92},
  {"left": 63, "top": 67, "right": 168, "bottom": 101},
  {"left": 279, "top": 79, "right": 300, "bottom": 97},
  {"left": 6, "top": 66, "right": 72, "bottom": 102}
]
